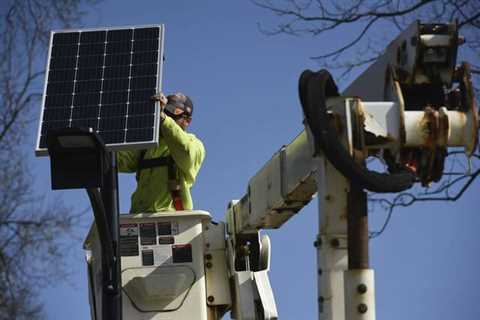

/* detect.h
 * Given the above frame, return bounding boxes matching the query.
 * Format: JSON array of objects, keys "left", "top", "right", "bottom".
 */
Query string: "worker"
[{"left": 117, "top": 92, "right": 205, "bottom": 213}]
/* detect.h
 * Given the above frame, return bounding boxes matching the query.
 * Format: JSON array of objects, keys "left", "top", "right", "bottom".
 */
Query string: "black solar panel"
[{"left": 36, "top": 25, "right": 164, "bottom": 155}]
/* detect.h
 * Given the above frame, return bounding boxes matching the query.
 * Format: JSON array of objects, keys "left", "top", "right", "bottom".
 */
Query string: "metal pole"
[
  {"left": 344, "top": 182, "right": 376, "bottom": 320},
  {"left": 347, "top": 185, "right": 369, "bottom": 269},
  {"left": 100, "top": 152, "right": 122, "bottom": 320},
  {"left": 315, "top": 156, "right": 349, "bottom": 320}
]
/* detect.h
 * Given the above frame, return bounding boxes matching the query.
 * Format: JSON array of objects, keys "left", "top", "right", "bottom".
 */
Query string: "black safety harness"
[{"left": 136, "top": 150, "right": 184, "bottom": 210}]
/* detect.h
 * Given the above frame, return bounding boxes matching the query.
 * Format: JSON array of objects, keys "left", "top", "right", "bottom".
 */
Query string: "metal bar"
[
  {"left": 100, "top": 152, "right": 122, "bottom": 320},
  {"left": 316, "top": 156, "right": 349, "bottom": 320},
  {"left": 86, "top": 188, "right": 114, "bottom": 264},
  {"left": 347, "top": 185, "right": 369, "bottom": 270}
]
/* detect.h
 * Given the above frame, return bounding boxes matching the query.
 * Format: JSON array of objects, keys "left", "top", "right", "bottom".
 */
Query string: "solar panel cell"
[
  {"left": 127, "top": 114, "right": 155, "bottom": 129},
  {"left": 80, "top": 31, "right": 106, "bottom": 43},
  {"left": 48, "top": 69, "right": 76, "bottom": 82},
  {"left": 100, "top": 116, "right": 126, "bottom": 131},
  {"left": 106, "top": 41, "right": 132, "bottom": 54},
  {"left": 75, "top": 80, "right": 102, "bottom": 94},
  {"left": 107, "top": 29, "right": 133, "bottom": 42},
  {"left": 100, "top": 104, "right": 128, "bottom": 117},
  {"left": 103, "top": 78, "right": 129, "bottom": 92},
  {"left": 41, "top": 120, "right": 70, "bottom": 135},
  {"left": 45, "top": 94, "right": 73, "bottom": 108},
  {"left": 104, "top": 66, "right": 130, "bottom": 79},
  {"left": 102, "top": 91, "right": 129, "bottom": 104},
  {"left": 76, "top": 68, "right": 103, "bottom": 81},
  {"left": 100, "top": 130, "right": 125, "bottom": 144},
  {"left": 131, "top": 64, "right": 158, "bottom": 77},
  {"left": 52, "top": 32, "right": 80, "bottom": 45},
  {"left": 51, "top": 44, "right": 78, "bottom": 57},
  {"left": 79, "top": 43, "right": 105, "bottom": 55},
  {"left": 78, "top": 55, "right": 104, "bottom": 68},
  {"left": 47, "top": 82, "right": 75, "bottom": 95},
  {"left": 130, "top": 76, "right": 156, "bottom": 90},
  {"left": 43, "top": 107, "right": 71, "bottom": 121},
  {"left": 133, "top": 27, "right": 159, "bottom": 40},
  {"left": 71, "top": 118, "right": 99, "bottom": 130},
  {"left": 128, "top": 101, "right": 155, "bottom": 115},
  {"left": 133, "top": 39, "right": 159, "bottom": 52},
  {"left": 105, "top": 53, "right": 131, "bottom": 66},
  {"left": 132, "top": 51, "right": 158, "bottom": 65},
  {"left": 126, "top": 128, "right": 154, "bottom": 142},
  {"left": 130, "top": 89, "right": 155, "bottom": 102},
  {"left": 73, "top": 93, "right": 101, "bottom": 106},
  {"left": 50, "top": 56, "right": 77, "bottom": 69},
  {"left": 72, "top": 106, "right": 99, "bottom": 119}
]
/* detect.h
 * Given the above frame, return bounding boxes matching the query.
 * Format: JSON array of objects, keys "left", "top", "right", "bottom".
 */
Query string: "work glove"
[{"left": 151, "top": 93, "right": 168, "bottom": 120}]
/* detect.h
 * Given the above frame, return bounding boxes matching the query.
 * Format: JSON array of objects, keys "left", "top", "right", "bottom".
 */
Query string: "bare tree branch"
[{"left": 0, "top": 0, "right": 100, "bottom": 318}]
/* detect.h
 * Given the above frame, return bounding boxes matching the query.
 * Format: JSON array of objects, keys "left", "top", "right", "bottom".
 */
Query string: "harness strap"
[
  {"left": 167, "top": 157, "right": 184, "bottom": 211},
  {"left": 136, "top": 150, "right": 184, "bottom": 211},
  {"left": 138, "top": 156, "right": 170, "bottom": 169}
]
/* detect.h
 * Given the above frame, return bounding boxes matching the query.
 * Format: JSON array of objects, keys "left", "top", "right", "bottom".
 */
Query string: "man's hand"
[{"left": 151, "top": 93, "right": 168, "bottom": 120}]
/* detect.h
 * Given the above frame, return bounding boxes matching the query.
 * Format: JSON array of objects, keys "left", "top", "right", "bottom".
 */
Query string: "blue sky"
[{"left": 35, "top": 1, "right": 480, "bottom": 319}]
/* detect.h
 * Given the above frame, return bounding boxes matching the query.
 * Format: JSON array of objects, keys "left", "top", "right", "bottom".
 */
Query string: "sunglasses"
[{"left": 165, "top": 110, "right": 191, "bottom": 121}]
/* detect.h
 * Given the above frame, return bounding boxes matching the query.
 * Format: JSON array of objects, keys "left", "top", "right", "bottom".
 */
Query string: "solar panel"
[{"left": 35, "top": 25, "right": 165, "bottom": 156}]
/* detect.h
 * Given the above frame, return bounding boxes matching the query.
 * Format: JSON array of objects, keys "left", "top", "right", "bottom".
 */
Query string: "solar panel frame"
[{"left": 35, "top": 24, "right": 165, "bottom": 156}]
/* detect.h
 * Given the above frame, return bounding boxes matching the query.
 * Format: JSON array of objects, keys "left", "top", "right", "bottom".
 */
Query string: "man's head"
[{"left": 164, "top": 92, "right": 193, "bottom": 130}]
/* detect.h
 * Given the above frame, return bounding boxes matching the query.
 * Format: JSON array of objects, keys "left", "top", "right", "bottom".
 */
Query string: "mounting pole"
[
  {"left": 315, "top": 156, "right": 349, "bottom": 320},
  {"left": 344, "top": 184, "right": 375, "bottom": 320},
  {"left": 46, "top": 128, "right": 122, "bottom": 320},
  {"left": 100, "top": 152, "right": 122, "bottom": 320}
]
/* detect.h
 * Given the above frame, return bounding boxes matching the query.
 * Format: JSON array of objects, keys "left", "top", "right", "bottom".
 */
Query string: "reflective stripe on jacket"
[{"left": 117, "top": 116, "right": 205, "bottom": 213}]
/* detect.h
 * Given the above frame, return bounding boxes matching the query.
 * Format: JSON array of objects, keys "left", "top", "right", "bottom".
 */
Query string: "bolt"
[
  {"left": 318, "top": 268, "right": 322, "bottom": 275},
  {"left": 205, "top": 254, "right": 212, "bottom": 260},
  {"left": 325, "top": 195, "right": 332, "bottom": 201},
  {"left": 206, "top": 243, "right": 210, "bottom": 248},
  {"left": 357, "top": 284, "right": 367, "bottom": 294},
  {"left": 358, "top": 303, "right": 368, "bottom": 314},
  {"left": 330, "top": 238, "right": 340, "bottom": 248},
  {"left": 207, "top": 295, "right": 215, "bottom": 303},
  {"left": 206, "top": 262, "right": 212, "bottom": 269},
  {"left": 318, "top": 296, "right": 324, "bottom": 303}
]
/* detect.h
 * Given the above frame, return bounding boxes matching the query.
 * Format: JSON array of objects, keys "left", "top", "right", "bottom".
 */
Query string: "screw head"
[
  {"left": 358, "top": 303, "right": 368, "bottom": 314},
  {"left": 207, "top": 295, "right": 215, "bottom": 303},
  {"left": 205, "top": 254, "right": 212, "bottom": 260},
  {"left": 330, "top": 238, "right": 340, "bottom": 248},
  {"left": 206, "top": 262, "right": 212, "bottom": 269},
  {"left": 357, "top": 284, "right": 367, "bottom": 294}
]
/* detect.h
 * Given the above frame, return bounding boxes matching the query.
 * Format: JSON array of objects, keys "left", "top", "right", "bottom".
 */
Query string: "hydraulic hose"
[{"left": 298, "top": 69, "right": 415, "bottom": 193}]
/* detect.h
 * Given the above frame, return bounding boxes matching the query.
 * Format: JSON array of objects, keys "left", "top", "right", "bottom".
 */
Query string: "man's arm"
[
  {"left": 161, "top": 116, "right": 205, "bottom": 185},
  {"left": 117, "top": 150, "right": 140, "bottom": 173}
]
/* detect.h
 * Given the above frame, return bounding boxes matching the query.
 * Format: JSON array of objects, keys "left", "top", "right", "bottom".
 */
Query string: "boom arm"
[{"left": 225, "top": 20, "right": 477, "bottom": 320}]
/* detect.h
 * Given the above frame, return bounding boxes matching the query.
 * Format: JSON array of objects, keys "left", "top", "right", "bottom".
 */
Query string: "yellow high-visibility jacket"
[{"left": 117, "top": 116, "right": 205, "bottom": 213}]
